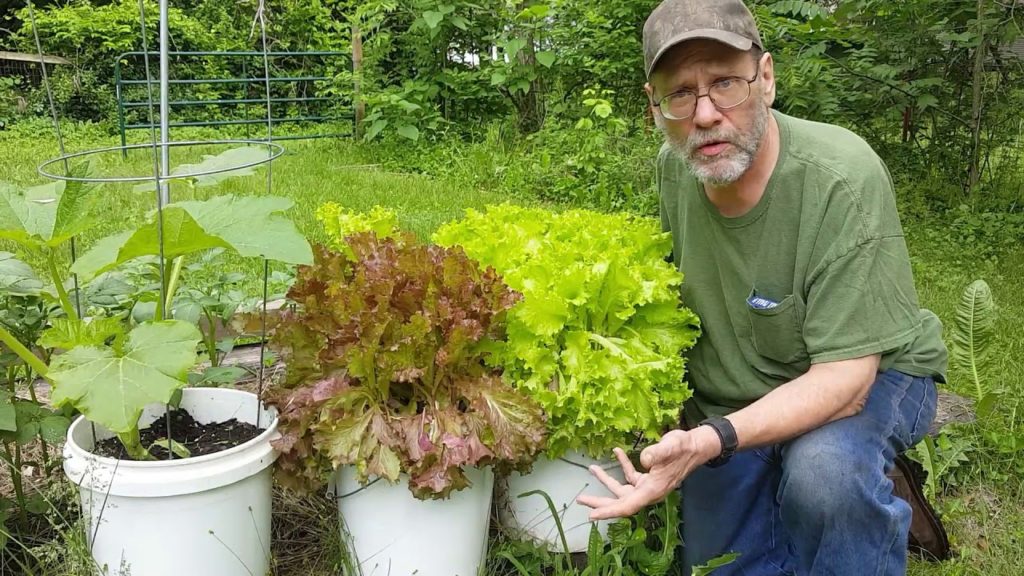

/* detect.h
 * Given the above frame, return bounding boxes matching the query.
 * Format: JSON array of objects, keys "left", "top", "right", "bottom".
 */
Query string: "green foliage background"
[{"left": 1, "top": 0, "right": 1022, "bottom": 213}]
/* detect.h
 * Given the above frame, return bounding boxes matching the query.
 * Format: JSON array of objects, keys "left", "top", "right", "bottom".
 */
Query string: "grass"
[
  {"left": 0, "top": 122, "right": 515, "bottom": 296},
  {"left": 2, "top": 122, "right": 1024, "bottom": 575},
  {"left": 902, "top": 239, "right": 1024, "bottom": 576}
]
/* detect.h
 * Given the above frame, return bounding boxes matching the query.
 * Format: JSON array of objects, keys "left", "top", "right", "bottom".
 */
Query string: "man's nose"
[{"left": 691, "top": 94, "right": 722, "bottom": 130}]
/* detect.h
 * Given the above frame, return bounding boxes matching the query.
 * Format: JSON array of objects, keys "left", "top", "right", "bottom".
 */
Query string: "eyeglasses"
[{"left": 654, "top": 64, "right": 761, "bottom": 121}]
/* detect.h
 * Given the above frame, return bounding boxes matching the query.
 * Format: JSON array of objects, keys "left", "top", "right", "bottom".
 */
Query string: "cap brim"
[{"left": 646, "top": 29, "right": 754, "bottom": 78}]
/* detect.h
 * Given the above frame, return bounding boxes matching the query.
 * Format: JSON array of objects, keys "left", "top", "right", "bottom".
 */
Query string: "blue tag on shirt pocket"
[{"left": 747, "top": 293, "right": 779, "bottom": 310}]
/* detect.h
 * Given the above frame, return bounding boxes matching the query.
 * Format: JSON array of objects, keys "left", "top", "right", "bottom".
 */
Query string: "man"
[{"left": 577, "top": 1, "right": 949, "bottom": 574}]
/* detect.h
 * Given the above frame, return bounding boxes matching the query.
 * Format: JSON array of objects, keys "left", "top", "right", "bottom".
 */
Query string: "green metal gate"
[{"left": 114, "top": 51, "right": 352, "bottom": 153}]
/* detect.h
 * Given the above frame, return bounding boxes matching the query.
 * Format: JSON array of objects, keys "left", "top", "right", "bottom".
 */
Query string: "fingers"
[
  {"left": 613, "top": 447, "right": 642, "bottom": 484},
  {"left": 640, "top": 431, "right": 683, "bottom": 469},
  {"left": 589, "top": 501, "right": 641, "bottom": 521},
  {"left": 640, "top": 443, "right": 662, "bottom": 469},
  {"left": 589, "top": 464, "right": 629, "bottom": 497},
  {"left": 577, "top": 442, "right": 680, "bottom": 521},
  {"left": 576, "top": 493, "right": 618, "bottom": 510},
  {"left": 576, "top": 492, "right": 640, "bottom": 519},
  {"left": 579, "top": 485, "right": 661, "bottom": 521}
]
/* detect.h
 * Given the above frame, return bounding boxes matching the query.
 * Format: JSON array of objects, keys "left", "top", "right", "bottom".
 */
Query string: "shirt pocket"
[{"left": 746, "top": 292, "right": 808, "bottom": 364}]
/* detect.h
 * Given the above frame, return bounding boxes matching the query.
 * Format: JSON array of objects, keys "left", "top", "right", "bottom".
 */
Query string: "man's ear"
[
  {"left": 760, "top": 53, "right": 776, "bottom": 107},
  {"left": 644, "top": 82, "right": 655, "bottom": 105}
]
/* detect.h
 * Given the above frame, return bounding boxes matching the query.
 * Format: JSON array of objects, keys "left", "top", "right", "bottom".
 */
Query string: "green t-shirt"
[{"left": 658, "top": 110, "right": 948, "bottom": 422}]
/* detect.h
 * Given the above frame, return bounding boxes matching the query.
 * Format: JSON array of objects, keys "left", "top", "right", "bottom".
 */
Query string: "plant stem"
[
  {"left": 973, "top": 355, "right": 983, "bottom": 403},
  {"left": 587, "top": 332, "right": 632, "bottom": 361},
  {"left": 46, "top": 249, "right": 79, "bottom": 323},
  {"left": 0, "top": 324, "right": 48, "bottom": 378},
  {"left": 1, "top": 441, "right": 28, "bottom": 527},
  {"left": 117, "top": 429, "right": 155, "bottom": 461},
  {"left": 24, "top": 363, "right": 52, "bottom": 470},
  {"left": 164, "top": 256, "right": 185, "bottom": 313},
  {"left": 155, "top": 257, "right": 180, "bottom": 322},
  {"left": 13, "top": 441, "right": 25, "bottom": 525},
  {"left": 203, "top": 308, "right": 219, "bottom": 367}
]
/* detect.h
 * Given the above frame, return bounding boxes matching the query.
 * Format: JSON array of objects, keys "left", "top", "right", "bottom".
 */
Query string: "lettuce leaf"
[
  {"left": 267, "top": 233, "right": 545, "bottom": 499},
  {"left": 434, "top": 205, "right": 700, "bottom": 458},
  {"left": 316, "top": 203, "right": 399, "bottom": 254}
]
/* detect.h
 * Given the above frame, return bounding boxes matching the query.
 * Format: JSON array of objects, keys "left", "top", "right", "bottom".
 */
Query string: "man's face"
[{"left": 646, "top": 40, "right": 775, "bottom": 186}]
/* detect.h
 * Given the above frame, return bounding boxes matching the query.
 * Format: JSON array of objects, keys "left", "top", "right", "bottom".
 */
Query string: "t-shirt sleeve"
[
  {"left": 801, "top": 160, "right": 923, "bottom": 363},
  {"left": 803, "top": 236, "right": 922, "bottom": 363}
]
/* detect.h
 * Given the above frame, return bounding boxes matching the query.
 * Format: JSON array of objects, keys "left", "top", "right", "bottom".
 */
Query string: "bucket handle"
[{"left": 333, "top": 476, "right": 383, "bottom": 500}]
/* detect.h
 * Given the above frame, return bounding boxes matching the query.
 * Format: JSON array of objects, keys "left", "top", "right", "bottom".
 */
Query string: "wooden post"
[{"left": 352, "top": 24, "right": 365, "bottom": 139}]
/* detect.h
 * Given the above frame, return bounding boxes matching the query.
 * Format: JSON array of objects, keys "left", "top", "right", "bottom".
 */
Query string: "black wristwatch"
[{"left": 699, "top": 417, "right": 738, "bottom": 468}]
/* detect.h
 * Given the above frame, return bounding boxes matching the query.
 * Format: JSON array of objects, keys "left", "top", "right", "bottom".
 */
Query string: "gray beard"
[{"left": 656, "top": 104, "right": 768, "bottom": 186}]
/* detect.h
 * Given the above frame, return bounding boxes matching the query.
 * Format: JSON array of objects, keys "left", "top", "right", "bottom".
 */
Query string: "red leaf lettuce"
[{"left": 266, "top": 233, "right": 546, "bottom": 499}]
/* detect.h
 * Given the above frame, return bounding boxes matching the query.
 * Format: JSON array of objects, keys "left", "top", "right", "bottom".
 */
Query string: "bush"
[
  {"left": 15, "top": 0, "right": 239, "bottom": 124},
  {"left": 360, "top": 93, "right": 662, "bottom": 216},
  {"left": 0, "top": 77, "right": 29, "bottom": 130},
  {"left": 24, "top": 68, "right": 115, "bottom": 124}
]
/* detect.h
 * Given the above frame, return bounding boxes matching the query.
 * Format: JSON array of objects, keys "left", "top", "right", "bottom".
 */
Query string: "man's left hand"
[{"left": 576, "top": 426, "right": 722, "bottom": 520}]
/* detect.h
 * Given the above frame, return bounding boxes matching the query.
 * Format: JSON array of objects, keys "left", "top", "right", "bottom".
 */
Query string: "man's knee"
[
  {"left": 779, "top": 442, "right": 873, "bottom": 523},
  {"left": 777, "top": 422, "right": 896, "bottom": 530},
  {"left": 776, "top": 424, "right": 912, "bottom": 574}
]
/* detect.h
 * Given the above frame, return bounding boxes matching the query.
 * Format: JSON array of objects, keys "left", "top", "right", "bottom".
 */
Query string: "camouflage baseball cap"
[{"left": 643, "top": 0, "right": 764, "bottom": 78}]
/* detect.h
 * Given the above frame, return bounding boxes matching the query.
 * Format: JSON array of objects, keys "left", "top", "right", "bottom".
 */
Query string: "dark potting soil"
[{"left": 93, "top": 408, "right": 262, "bottom": 461}]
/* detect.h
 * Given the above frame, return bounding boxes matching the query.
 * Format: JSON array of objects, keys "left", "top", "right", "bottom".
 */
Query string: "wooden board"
[{"left": 0, "top": 51, "right": 71, "bottom": 65}]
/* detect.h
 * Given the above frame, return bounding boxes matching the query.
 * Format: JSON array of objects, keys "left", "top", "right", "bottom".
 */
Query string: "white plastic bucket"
[
  {"left": 498, "top": 450, "right": 625, "bottom": 552},
  {"left": 63, "top": 388, "right": 279, "bottom": 576},
  {"left": 335, "top": 466, "right": 494, "bottom": 576}
]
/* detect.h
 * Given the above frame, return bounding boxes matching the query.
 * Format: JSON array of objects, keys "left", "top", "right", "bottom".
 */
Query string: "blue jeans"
[{"left": 677, "top": 370, "right": 939, "bottom": 576}]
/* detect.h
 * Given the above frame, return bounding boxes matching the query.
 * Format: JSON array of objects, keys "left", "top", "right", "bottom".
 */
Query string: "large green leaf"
[
  {"left": 0, "top": 165, "right": 96, "bottom": 248},
  {"left": 535, "top": 51, "right": 556, "bottom": 68},
  {"left": 951, "top": 279, "right": 996, "bottom": 400},
  {"left": 422, "top": 10, "right": 444, "bottom": 29},
  {"left": 396, "top": 124, "right": 420, "bottom": 141},
  {"left": 504, "top": 37, "right": 527, "bottom": 59},
  {"left": 49, "top": 320, "right": 201, "bottom": 434},
  {"left": 0, "top": 399, "right": 70, "bottom": 446},
  {"left": 0, "top": 252, "right": 42, "bottom": 296},
  {"left": 71, "top": 195, "right": 313, "bottom": 280},
  {"left": 132, "top": 146, "right": 271, "bottom": 192}
]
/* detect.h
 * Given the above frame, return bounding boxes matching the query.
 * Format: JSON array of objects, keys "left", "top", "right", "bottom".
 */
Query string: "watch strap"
[{"left": 699, "top": 416, "right": 738, "bottom": 468}]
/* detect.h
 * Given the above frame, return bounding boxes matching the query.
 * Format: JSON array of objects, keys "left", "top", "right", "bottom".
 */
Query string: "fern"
[
  {"left": 769, "top": 0, "right": 827, "bottom": 20},
  {"left": 951, "top": 279, "right": 996, "bottom": 401}
]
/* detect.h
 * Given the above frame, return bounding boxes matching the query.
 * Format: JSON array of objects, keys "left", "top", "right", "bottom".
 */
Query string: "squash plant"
[
  {"left": 433, "top": 204, "right": 701, "bottom": 459},
  {"left": 0, "top": 155, "right": 312, "bottom": 460},
  {"left": 1, "top": 251, "right": 67, "bottom": 534},
  {"left": 0, "top": 170, "right": 95, "bottom": 462},
  {"left": 263, "top": 231, "right": 547, "bottom": 500}
]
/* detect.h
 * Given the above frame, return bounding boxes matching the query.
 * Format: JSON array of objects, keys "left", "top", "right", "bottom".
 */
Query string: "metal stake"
[
  {"left": 254, "top": 0, "right": 275, "bottom": 428},
  {"left": 159, "top": 0, "right": 171, "bottom": 206},
  {"left": 138, "top": 0, "right": 174, "bottom": 460}
]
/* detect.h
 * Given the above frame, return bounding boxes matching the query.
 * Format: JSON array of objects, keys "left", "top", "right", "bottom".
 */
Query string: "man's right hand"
[{"left": 577, "top": 426, "right": 722, "bottom": 520}]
